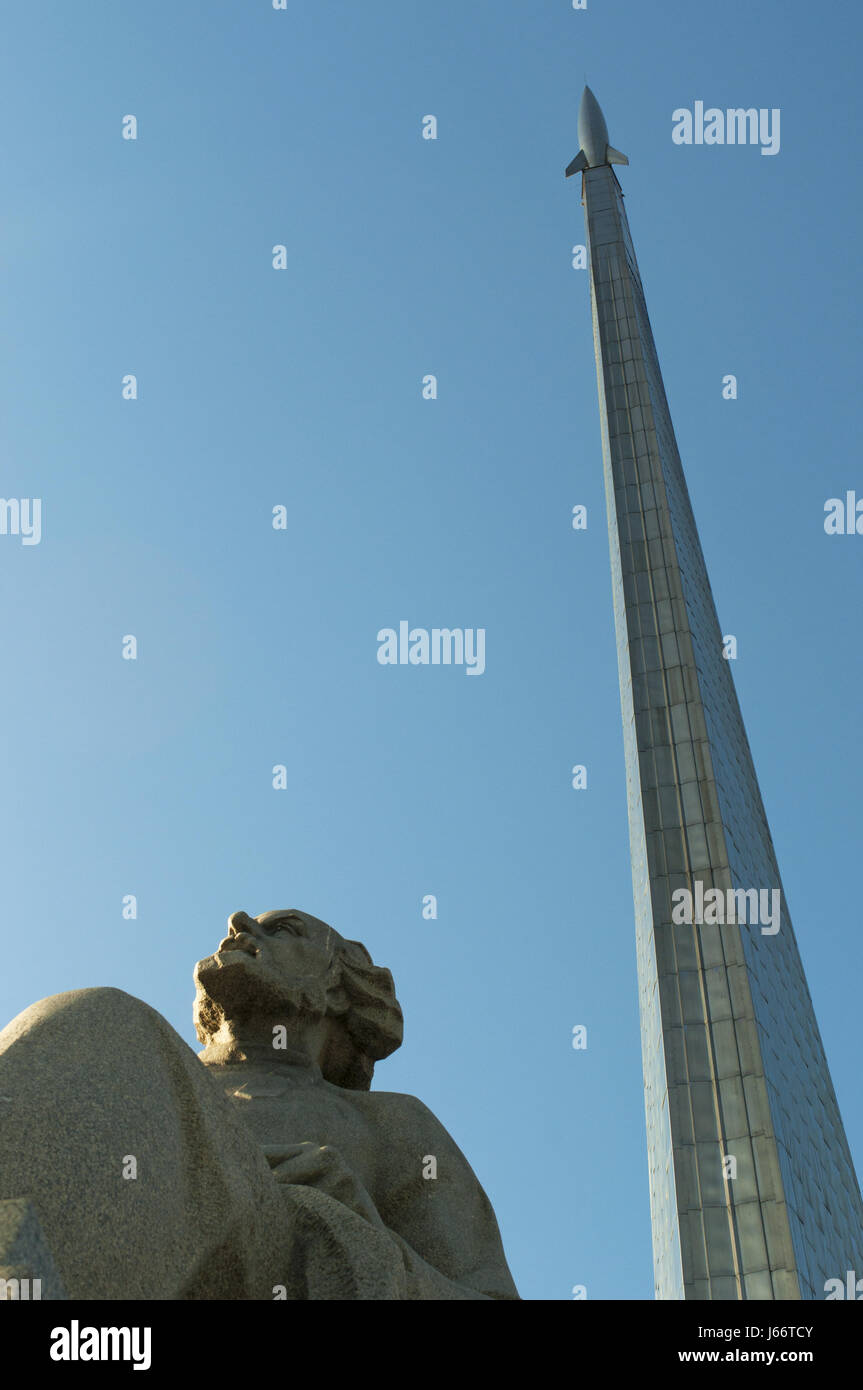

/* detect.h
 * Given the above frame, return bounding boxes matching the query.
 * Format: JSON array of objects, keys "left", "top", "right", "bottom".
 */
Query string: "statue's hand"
[{"left": 265, "top": 1142, "right": 385, "bottom": 1229}]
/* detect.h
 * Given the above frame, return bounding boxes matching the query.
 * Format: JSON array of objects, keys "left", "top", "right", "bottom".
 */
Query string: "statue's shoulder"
[
  {"left": 356, "top": 1088, "right": 455, "bottom": 1142},
  {"left": 363, "top": 1087, "right": 430, "bottom": 1115}
]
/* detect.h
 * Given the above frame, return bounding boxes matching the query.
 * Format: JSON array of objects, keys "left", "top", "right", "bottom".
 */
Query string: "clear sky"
[{"left": 1, "top": 0, "right": 861, "bottom": 1301}]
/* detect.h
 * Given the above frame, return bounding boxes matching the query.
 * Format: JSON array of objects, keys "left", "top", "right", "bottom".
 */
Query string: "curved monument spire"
[{"left": 569, "top": 87, "right": 863, "bottom": 1300}]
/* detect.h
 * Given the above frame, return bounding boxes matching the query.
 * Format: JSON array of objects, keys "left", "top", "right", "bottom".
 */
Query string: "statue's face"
[{"left": 194, "top": 909, "right": 340, "bottom": 1023}]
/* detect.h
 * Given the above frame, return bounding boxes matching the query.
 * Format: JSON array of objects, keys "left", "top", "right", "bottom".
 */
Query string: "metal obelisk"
[{"left": 569, "top": 86, "right": 863, "bottom": 1299}]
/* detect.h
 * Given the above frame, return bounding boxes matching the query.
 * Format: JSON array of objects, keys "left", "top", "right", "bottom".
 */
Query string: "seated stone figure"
[{"left": 0, "top": 909, "right": 519, "bottom": 1300}]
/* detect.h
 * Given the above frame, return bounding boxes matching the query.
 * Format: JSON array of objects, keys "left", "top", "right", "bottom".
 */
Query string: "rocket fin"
[
  {"left": 565, "top": 150, "right": 589, "bottom": 178},
  {"left": 606, "top": 145, "right": 629, "bottom": 166}
]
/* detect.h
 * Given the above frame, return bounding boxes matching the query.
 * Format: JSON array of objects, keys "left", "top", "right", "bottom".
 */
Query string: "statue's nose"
[{"left": 228, "top": 910, "right": 256, "bottom": 938}]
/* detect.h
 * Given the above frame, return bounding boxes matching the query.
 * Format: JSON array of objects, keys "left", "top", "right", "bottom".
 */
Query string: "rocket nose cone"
[{"left": 579, "top": 85, "right": 603, "bottom": 120}]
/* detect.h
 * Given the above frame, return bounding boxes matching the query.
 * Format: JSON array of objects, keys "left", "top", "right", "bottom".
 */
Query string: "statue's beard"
[{"left": 194, "top": 954, "right": 333, "bottom": 1043}]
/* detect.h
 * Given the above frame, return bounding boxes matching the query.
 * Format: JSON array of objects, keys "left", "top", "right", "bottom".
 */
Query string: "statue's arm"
[
  {"left": 264, "top": 1096, "right": 519, "bottom": 1300},
  {"left": 376, "top": 1094, "right": 520, "bottom": 1301}
]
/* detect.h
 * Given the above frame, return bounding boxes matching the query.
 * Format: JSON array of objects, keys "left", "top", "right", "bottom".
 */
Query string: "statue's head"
[{"left": 193, "top": 909, "right": 403, "bottom": 1090}]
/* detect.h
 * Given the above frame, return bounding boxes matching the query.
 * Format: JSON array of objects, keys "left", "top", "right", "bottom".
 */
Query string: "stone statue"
[{"left": 0, "top": 909, "right": 519, "bottom": 1300}]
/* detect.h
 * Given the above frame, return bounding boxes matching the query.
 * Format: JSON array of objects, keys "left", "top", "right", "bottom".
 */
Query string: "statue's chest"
[{"left": 219, "top": 1069, "right": 380, "bottom": 1193}]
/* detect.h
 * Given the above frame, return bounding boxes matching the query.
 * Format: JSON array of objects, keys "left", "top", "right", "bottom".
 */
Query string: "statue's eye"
[{"left": 275, "top": 918, "right": 304, "bottom": 936}]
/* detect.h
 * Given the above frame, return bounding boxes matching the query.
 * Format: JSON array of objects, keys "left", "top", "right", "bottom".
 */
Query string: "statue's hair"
[{"left": 324, "top": 937, "right": 403, "bottom": 1090}]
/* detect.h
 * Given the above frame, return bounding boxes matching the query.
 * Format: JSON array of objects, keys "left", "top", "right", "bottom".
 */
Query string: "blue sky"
[{"left": 1, "top": 0, "right": 861, "bottom": 1300}]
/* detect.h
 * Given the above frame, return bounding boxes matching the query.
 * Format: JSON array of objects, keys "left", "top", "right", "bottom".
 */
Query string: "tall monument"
[{"left": 568, "top": 86, "right": 863, "bottom": 1300}]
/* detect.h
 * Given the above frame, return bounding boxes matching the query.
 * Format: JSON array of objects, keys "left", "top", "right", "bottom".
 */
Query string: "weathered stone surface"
[
  {"left": 0, "top": 1197, "right": 67, "bottom": 1299},
  {"left": 0, "top": 909, "right": 519, "bottom": 1300}
]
